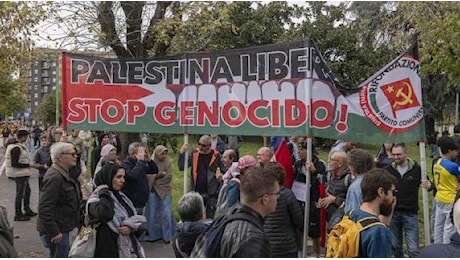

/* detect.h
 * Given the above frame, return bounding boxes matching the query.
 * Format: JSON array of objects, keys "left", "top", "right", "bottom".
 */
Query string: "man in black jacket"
[
  {"left": 121, "top": 142, "right": 158, "bottom": 215},
  {"left": 37, "top": 142, "right": 80, "bottom": 258},
  {"left": 219, "top": 165, "right": 279, "bottom": 257},
  {"left": 385, "top": 143, "right": 431, "bottom": 258}
]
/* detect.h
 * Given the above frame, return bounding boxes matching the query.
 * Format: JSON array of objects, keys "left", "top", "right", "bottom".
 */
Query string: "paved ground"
[{"left": 0, "top": 148, "right": 175, "bottom": 258}]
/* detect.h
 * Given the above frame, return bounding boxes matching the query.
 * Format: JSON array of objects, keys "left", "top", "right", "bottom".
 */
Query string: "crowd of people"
[{"left": 3, "top": 123, "right": 460, "bottom": 258}]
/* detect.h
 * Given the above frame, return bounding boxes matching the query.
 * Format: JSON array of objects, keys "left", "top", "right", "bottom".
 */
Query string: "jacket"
[
  {"left": 5, "top": 143, "right": 30, "bottom": 178},
  {"left": 121, "top": 156, "right": 158, "bottom": 208},
  {"left": 385, "top": 159, "right": 422, "bottom": 214},
  {"left": 33, "top": 145, "right": 51, "bottom": 177},
  {"left": 263, "top": 186, "right": 303, "bottom": 256},
  {"left": 178, "top": 148, "right": 222, "bottom": 197},
  {"left": 418, "top": 232, "right": 460, "bottom": 258},
  {"left": 37, "top": 163, "right": 81, "bottom": 237},
  {"left": 173, "top": 220, "right": 212, "bottom": 258},
  {"left": 220, "top": 203, "right": 271, "bottom": 257}
]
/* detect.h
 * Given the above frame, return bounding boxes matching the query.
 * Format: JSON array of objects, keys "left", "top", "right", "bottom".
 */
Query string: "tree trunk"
[
  {"left": 118, "top": 132, "right": 140, "bottom": 159},
  {"left": 425, "top": 116, "right": 435, "bottom": 136}
]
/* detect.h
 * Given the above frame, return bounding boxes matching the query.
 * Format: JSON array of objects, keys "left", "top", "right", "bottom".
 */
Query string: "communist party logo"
[{"left": 380, "top": 78, "right": 420, "bottom": 118}]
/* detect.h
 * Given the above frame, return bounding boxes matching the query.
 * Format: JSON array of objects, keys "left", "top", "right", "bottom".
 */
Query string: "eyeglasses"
[
  {"left": 258, "top": 191, "right": 281, "bottom": 198},
  {"left": 198, "top": 143, "right": 210, "bottom": 147},
  {"left": 61, "top": 152, "right": 77, "bottom": 157}
]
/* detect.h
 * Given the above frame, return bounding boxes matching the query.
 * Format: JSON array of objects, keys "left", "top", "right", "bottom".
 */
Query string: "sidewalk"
[{"left": 0, "top": 148, "right": 175, "bottom": 258}]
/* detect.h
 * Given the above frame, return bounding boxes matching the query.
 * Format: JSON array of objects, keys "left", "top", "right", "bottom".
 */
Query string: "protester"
[
  {"left": 93, "top": 144, "right": 117, "bottom": 177},
  {"left": 219, "top": 166, "right": 279, "bottom": 257},
  {"left": 256, "top": 146, "right": 273, "bottom": 168},
  {"left": 210, "top": 133, "right": 226, "bottom": 154},
  {"left": 319, "top": 150, "right": 351, "bottom": 222},
  {"left": 37, "top": 142, "right": 80, "bottom": 258},
  {"left": 225, "top": 135, "right": 243, "bottom": 160},
  {"left": 344, "top": 148, "right": 375, "bottom": 213},
  {"left": 178, "top": 135, "right": 223, "bottom": 219},
  {"left": 292, "top": 140, "right": 327, "bottom": 257},
  {"left": 328, "top": 140, "right": 356, "bottom": 159},
  {"left": 225, "top": 155, "right": 257, "bottom": 209},
  {"left": 121, "top": 142, "right": 158, "bottom": 215},
  {"left": 173, "top": 192, "right": 212, "bottom": 258},
  {"left": 432, "top": 137, "right": 460, "bottom": 244},
  {"left": 349, "top": 168, "right": 398, "bottom": 257},
  {"left": 375, "top": 143, "right": 394, "bottom": 168},
  {"left": 417, "top": 199, "right": 460, "bottom": 257},
  {"left": 67, "top": 129, "right": 84, "bottom": 160},
  {"left": 141, "top": 145, "right": 176, "bottom": 243},
  {"left": 78, "top": 129, "right": 92, "bottom": 165},
  {"left": 215, "top": 149, "right": 238, "bottom": 183},
  {"left": 90, "top": 132, "right": 109, "bottom": 178},
  {"left": 32, "top": 134, "right": 51, "bottom": 191},
  {"left": 264, "top": 162, "right": 304, "bottom": 258},
  {"left": 87, "top": 161, "right": 146, "bottom": 257},
  {"left": 4, "top": 128, "right": 37, "bottom": 221},
  {"left": 384, "top": 142, "right": 430, "bottom": 257}
]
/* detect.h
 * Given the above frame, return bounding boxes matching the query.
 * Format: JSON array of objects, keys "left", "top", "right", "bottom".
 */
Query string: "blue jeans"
[
  {"left": 39, "top": 232, "right": 70, "bottom": 258},
  {"left": 389, "top": 211, "right": 419, "bottom": 258}
]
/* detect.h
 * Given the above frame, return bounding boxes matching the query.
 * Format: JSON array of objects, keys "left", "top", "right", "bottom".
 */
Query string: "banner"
[{"left": 61, "top": 40, "right": 424, "bottom": 143}]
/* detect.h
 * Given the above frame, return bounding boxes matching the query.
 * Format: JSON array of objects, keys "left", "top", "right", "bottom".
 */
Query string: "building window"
[
  {"left": 52, "top": 78, "right": 56, "bottom": 83},
  {"left": 34, "top": 77, "right": 38, "bottom": 83},
  {"left": 34, "top": 69, "right": 38, "bottom": 75},
  {"left": 34, "top": 101, "right": 38, "bottom": 106},
  {"left": 42, "top": 70, "right": 49, "bottom": 77},
  {"left": 42, "top": 61, "right": 49, "bottom": 68},
  {"left": 34, "top": 85, "right": 38, "bottom": 91}
]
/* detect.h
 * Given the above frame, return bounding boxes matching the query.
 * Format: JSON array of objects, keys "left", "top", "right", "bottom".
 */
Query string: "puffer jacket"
[
  {"left": 173, "top": 220, "right": 212, "bottom": 258},
  {"left": 220, "top": 203, "right": 271, "bottom": 257},
  {"left": 418, "top": 232, "right": 460, "bottom": 258},
  {"left": 37, "top": 163, "right": 81, "bottom": 237},
  {"left": 264, "top": 186, "right": 304, "bottom": 256}
]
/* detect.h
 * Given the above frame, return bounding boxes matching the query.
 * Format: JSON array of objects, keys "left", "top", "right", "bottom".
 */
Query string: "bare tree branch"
[
  {"left": 120, "top": 1, "right": 145, "bottom": 58},
  {"left": 97, "top": 1, "right": 129, "bottom": 57},
  {"left": 143, "top": 1, "right": 172, "bottom": 56}
]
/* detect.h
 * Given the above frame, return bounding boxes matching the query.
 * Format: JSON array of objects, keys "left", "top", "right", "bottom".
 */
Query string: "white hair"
[{"left": 50, "top": 142, "right": 74, "bottom": 162}]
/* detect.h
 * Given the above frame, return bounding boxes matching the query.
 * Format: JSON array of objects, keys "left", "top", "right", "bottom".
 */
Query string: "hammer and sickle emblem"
[{"left": 393, "top": 82, "right": 413, "bottom": 108}]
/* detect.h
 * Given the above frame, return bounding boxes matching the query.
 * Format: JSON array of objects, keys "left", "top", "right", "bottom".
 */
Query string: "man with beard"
[
  {"left": 178, "top": 135, "right": 223, "bottom": 219},
  {"left": 385, "top": 143, "right": 431, "bottom": 257},
  {"left": 349, "top": 168, "right": 398, "bottom": 257}
]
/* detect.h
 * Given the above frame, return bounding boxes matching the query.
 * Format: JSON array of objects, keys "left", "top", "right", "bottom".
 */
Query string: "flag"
[
  {"left": 319, "top": 182, "right": 327, "bottom": 248},
  {"left": 380, "top": 78, "right": 421, "bottom": 118},
  {"left": 274, "top": 139, "right": 294, "bottom": 188}
]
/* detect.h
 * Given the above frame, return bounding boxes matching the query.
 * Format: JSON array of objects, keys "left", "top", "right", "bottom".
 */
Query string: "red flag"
[
  {"left": 319, "top": 182, "right": 327, "bottom": 248},
  {"left": 380, "top": 78, "right": 420, "bottom": 118},
  {"left": 274, "top": 139, "right": 294, "bottom": 188}
]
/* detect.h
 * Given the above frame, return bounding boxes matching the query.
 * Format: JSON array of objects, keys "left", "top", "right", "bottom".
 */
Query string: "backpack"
[
  {"left": 325, "top": 210, "right": 384, "bottom": 258},
  {"left": 190, "top": 211, "right": 261, "bottom": 258},
  {"left": 216, "top": 178, "right": 240, "bottom": 214}
]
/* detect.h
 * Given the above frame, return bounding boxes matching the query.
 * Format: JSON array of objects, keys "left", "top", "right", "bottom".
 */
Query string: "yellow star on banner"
[{"left": 386, "top": 85, "right": 394, "bottom": 93}]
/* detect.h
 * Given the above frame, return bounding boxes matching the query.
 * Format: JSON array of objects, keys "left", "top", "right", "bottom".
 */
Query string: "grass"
[{"left": 88, "top": 136, "right": 436, "bottom": 250}]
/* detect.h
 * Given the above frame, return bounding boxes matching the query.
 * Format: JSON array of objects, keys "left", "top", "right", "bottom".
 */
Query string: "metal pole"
[
  {"left": 419, "top": 141, "right": 431, "bottom": 246},
  {"left": 455, "top": 90, "right": 459, "bottom": 125}
]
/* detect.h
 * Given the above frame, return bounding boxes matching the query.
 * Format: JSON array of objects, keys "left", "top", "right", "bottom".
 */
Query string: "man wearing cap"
[{"left": 5, "top": 128, "right": 37, "bottom": 221}]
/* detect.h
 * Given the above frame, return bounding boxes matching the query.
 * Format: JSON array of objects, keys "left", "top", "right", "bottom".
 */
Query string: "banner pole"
[
  {"left": 419, "top": 140, "right": 431, "bottom": 246},
  {"left": 183, "top": 133, "right": 189, "bottom": 195},
  {"left": 302, "top": 41, "right": 313, "bottom": 257}
]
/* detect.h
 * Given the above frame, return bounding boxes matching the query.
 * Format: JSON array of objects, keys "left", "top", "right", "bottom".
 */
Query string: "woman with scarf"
[
  {"left": 87, "top": 161, "right": 146, "bottom": 257},
  {"left": 141, "top": 145, "right": 175, "bottom": 243}
]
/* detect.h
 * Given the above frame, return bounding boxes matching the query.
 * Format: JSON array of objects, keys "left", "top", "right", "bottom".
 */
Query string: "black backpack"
[{"left": 190, "top": 212, "right": 261, "bottom": 258}]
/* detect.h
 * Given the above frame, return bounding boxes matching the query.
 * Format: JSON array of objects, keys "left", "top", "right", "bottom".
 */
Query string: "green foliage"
[{"left": 35, "top": 91, "right": 58, "bottom": 127}]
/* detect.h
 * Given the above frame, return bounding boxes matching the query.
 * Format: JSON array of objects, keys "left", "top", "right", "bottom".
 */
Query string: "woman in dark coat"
[{"left": 87, "top": 161, "right": 146, "bottom": 257}]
